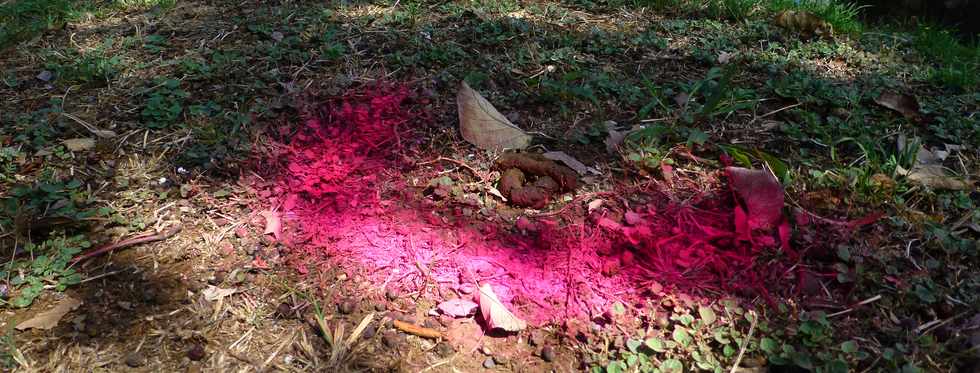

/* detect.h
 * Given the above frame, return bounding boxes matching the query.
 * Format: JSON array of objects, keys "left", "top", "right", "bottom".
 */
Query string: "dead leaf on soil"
[
  {"left": 674, "top": 92, "right": 690, "bottom": 107},
  {"left": 457, "top": 81, "right": 532, "bottom": 151},
  {"left": 874, "top": 91, "right": 920, "bottom": 119},
  {"left": 604, "top": 127, "right": 628, "bottom": 153},
  {"left": 438, "top": 299, "right": 479, "bottom": 317},
  {"left": 587, "top": 199, "right": 604, "bottom": 213},
  {"left": 542, "top": 151, "right": 600, "bottom": 176},
  {"left": 16, "top": 296, "right": 82, "bottom": 331},
  {"left": 202, "top": 285, "right": 237, "bottom": 302},
  {"left": 36, "top": 70, "right": 53, "bottom": 82},
  {"left": 478, "top": 283, "right": 527, "bottom": 332},
  {"left": 62, "top": 138, "right": 95, "bottom": 152},
  {"left": 718, "top": 51, "right": 735, "bottom": 64},
  {"left": 726, "top": 167, "right": 785, "bottom": 230},
  {"left": 261, "top": 210, "right": 282, "bottom": 240},
  {"left": 898, "top": 146, "right": 973, "bottom": 190}
]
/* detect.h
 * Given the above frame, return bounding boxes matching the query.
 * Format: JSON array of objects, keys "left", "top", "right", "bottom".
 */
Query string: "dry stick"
[
  {"left": 392, "top": 319, "right": 442, "bottom": 339},
  {"left": 211, "top": 343, "right": 261, "bottom": 369},
  {"left": 751, "top": 102, "right": 802, "bottom": 123},
  {"left": 260, "top": 330, "right": 297, "bottom": 372},
  {"left": 417, "top": 157, "right": 487, "bottom": 183},
  {"left": 729, "top": 310, "right": 758, "bottom": 373},
  {"left": 70, "top": 224, "right": 182, "bottom": 265}
]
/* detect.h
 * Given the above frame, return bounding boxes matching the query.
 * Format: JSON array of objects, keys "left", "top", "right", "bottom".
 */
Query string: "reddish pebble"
[
  {"left": 620, "top": 250, "right": 635, "bottom": 266},
  {"left": 541, "top": 346, "right": 555, "bottom": 362},
  {"left": 187, "top": 344, "right": 206, "bottom": 361}
]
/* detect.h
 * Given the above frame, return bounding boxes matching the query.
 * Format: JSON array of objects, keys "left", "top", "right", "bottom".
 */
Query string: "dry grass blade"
[{"left": 344, "top": 312, "right": 376, "bottom": 347}]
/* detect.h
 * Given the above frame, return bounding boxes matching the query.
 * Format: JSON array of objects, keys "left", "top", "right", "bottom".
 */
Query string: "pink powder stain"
[{"left": 249, "top": 84, "right": 843, "bottom": 325}]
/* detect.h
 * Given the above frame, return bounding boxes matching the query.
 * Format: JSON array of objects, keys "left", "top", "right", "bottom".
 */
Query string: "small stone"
[
  {"left": 480, "top": 345, "right": 493, "bottom": 355},
  {"left": 124, "top": 352, "right": 146, "bottom": 367},
  {"left": 382, "top": 331, "right": 400, "bottom": 348},
  {"left": 374, "top": 303, "right": 387, "bottom": 312},
  {"left": 493, "top": 355, "right": 509, "bottom": 365},
  {"left": 396, "top": 313, "right": 416, "bottom": 324},
  {"left": 529, "top": 330, "right": 545, "bottom": 346},
  {"left": 141, "top": 288, "right": 161, "bottom": 304},
  {"left": 209, "top": 271, "right": 225, "bottom": 285},
  {"left": 276, "top": 302, "right": 292, "bottom": 318},
  {"left": 541, "top": 346, "right": 555, "bottom": 362},
  {"left": 483, "top": 357, "right": 495, "bottom": 369},
  {"left": 187, "top": 344, "right": 206, "bottom": 361},
  {"left": 336, "top": 273, "right": 348, "bottom": 282},
  {"left": 362, "top": 323, "right": 377, "bottom": 339},
  {"left": 436, "top": 342, "right": 455, "bottom": 357},
  {"left": 86, "top": 324, "right": 100, "bottom": 337},
  {"left": 338, "top": 300, "right": 355, "bottom": 314},
  {"left": 36, "top": 70, "right": 53, "bottom": 82}
]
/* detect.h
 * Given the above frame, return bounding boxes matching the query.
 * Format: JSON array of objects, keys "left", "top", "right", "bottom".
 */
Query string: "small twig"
[
  {"left": 260, "top": 330, "right": 297, "bottom": 372},
  {"left": 70, "top": 224, "right": 182, "bottom": 265},
  {"left": 729, "top": 310, "right": 758, "bottom": 373},
  {"left": 533, "top": 191, "right": 615, "bottom": 218},
  {"left": 212, "top": 343, "right": 261, "bottom": 368},
  {"left": 392, "top": 319, "right": 442, "bottom": 339},
  {"left": 752, "top": 102, "right": 802, "bottom": 123},
  {"left": 78, "top": 269, "right": 125, "bottom": 284},
  {"left": 828, "top": 295, "right": 882, "bottom": 318},
  {"left": 417, "top": 157, "right": 487, "bottom": 182},
  {"left": 916, "top": 311, "right": 969, "bottom": 335},
  {"left": 419, "top": 355, "right": 457, "bottom": 373}
]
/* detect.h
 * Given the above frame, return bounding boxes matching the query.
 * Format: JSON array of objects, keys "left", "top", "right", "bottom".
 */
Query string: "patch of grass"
[
  {"left": 913, "top": 24, "right": 980, "bottom": 89},
  {"left": 43, "top": 46, "right": 122, "bottom": 86},
  {"left": 0, "top": 0, "right": 73, "bottom": 49},
  {"left": 768, "top": 0, "right": 865, "bottom": 35},
  {"left": 707, "top": 0, "right": 764, "bottom": 20},
  {"left": 0, "top": 0, "right": 178, "bottom": 50}
]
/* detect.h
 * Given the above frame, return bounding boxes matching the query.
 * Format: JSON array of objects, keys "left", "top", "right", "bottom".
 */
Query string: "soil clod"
[
  {"left": 125, "top": 352, "right": 146, "bottom": 367},
  {"left": 187, "top": 344, "right": 206, "bottom": 361},
  {"left": 541, "top": 346, "right": 555, "bottom": 362}
]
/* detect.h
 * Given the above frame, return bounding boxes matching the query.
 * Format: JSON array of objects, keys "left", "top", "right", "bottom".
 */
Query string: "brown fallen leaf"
[
  {"left": 457, "top": 81, "right": 532, "bottom": 151},
  {"left": 718, "top": 51, "right": 735, "bottom": 64},
  {"left": 542, "top": 151, "right": 600, "bottom": 176},
  {"left": 62, "top": 138, "right": 95, "bottom": 152},
  {"left": 898, "top": 146, "right": 973, "bottom": 190},
  {"left": 261, "top": 210, "right": 282, "bottom": 240},
  {"left": 478, "top": 283, "right": 526, "bottom": 332},
  {"left": 202, "top": 285, "right": 237, "bottom": 302},
  {"left": 16, "top": 296, "right": 82, "bottom": 331},
  {"left": 604, "top": 127, "right": 629, "bottom": 153},
  {"left": 875, "top": 91, "right": 920, "bottom": 119}
]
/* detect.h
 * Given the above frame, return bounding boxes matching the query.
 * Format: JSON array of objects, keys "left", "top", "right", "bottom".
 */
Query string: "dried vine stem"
[{"left": 71, "top": 224, "right": 182, "bottom": 265}]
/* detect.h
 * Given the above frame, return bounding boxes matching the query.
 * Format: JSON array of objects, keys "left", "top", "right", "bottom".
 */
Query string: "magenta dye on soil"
[{"left": 249, "top": 85, "right": 820, "bottom": 324}]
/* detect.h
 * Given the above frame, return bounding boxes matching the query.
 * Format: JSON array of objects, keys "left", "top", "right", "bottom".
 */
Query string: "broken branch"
[
  {"left": 392, "top": 319, "right": 442, "bottom": 339},
  {"left": 71, "top": 224, "right": 182, "bottom": 265}
]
